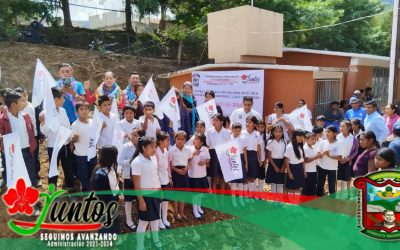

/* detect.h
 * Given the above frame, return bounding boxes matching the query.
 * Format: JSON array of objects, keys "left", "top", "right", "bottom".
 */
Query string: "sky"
[{"left": 64, "top": 0, "right": 124, "bottom": 21}]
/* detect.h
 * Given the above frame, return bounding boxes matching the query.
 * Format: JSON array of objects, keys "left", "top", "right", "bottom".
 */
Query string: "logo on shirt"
[{"left": 354, "top": 171, "right": 400, "bottom": 241}]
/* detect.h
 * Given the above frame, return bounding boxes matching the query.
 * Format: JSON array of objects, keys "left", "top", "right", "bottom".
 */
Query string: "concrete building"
[
  {"left": 159, "top": 5, "right": 395, "bottom": 118},
  {"left": 89, "top": 11, "right": 159, "bottom": 34}
]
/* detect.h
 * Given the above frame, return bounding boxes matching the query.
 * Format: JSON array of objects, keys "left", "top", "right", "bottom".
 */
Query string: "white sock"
[
  {"left": 149, "top": 220, "right": 161, "bottom": 246},
  {"left": 136, "top": 220, "right": 149, "bottom": 250},
  {"left": 243, "top": 184, "right": 249, "bottom": 202},
  {"left": 197, "top": 195, "right": 204, "bottom": 214},
  {"left": 193, "top": 204, "right": 201, "bottom": 218},
  {"left": 340, "top": 181, "right": 347, "bottom": 190},
  {"left": 124, "top": 201, "right": 134, "bottom": 226},
  {"left": 229, "top": 184, "right": 238, "bottom": 207},
  {"left": 160, "top": 201, "right": 170, "bottom": 227},
  {"left": 257, "top": 179, "right": 265, "bottom": 192},
  {"left": 237, "top": 183, "right": 245, "bottom": 206},
  {"left": 207, "top": 177, "right": 212, "bottom": 189},
  {"left": 277, "top": 184, "right": 284, "bottom": 193},
  {"left": 271, "top": 183, "right": 277, "bottom": 193}
]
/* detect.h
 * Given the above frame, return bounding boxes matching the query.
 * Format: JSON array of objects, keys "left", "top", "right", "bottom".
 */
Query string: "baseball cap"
[
  {"left": 349, "top": 97, "right": 359, "bottom": 104},
  {"left": 354, "top": 90, "right": 361, "bottom": 95},
  {"left": 316, "top": 115, "right": 326, "bottom": 121},
  {"left": 393, "top": 122, "right": 400, "bottom": 136}
]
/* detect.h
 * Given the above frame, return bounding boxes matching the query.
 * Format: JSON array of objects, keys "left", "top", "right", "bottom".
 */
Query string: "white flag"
[
  {"left": 49, "top": 126, "right": 72, "bottom": 178},
  {"left": 3, "top": 133, "right": 31, "bottom": 187},
  {"left": 88, "top": 108, "right": 103, "bottom": 161},
  {"left": 215, "top": 140, "right": 243, "bottom": 182},
  {"left": 32, "top": 58, "right": 56, "bottom": 107},
  {"left": 196, "top": 99, "right": 218, "bottom": 131},
  {"left": 288, "top": 104, "right": 313, "bottom": 132},
  {"left": 158, "top": 87, "right": 181, "bottom": 132},
  {"left": 111, "top": 98, "right": 125, "bottom": 151},
  {"left": 138, "top": 77, "right": 163, "bottom": 119},
  {"left": 43, "top": 82, "right": 61, "bottom": 133}
]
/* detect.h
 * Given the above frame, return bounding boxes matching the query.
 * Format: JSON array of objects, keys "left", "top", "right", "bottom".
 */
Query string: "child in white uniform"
[{"left": 188, "top": 133, "right": 210, "bottom": 219}]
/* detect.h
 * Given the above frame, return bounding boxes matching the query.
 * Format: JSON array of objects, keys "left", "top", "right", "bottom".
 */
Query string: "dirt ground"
[{"left": 0, "top": 42, "right": 194, "bottom": 95}]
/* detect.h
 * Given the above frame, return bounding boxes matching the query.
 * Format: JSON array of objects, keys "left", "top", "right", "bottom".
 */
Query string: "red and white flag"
[
  {"left": 215, "top": 140, "right": 243, "bottom": 182},
  {"left": 158, "top": 87, "right": 180, "bottom": 132},
  {"left": 289, "top": 104, "right": 313, "bottom": 132},
  {"left": 3, "top": 133, "right": 31, "bottom": 187},
  {"left": 196, "top": 99, "right": 218, "bottom": 131},
  {"left": 49, "top": 126, "right": 72, "bottom": 178}
]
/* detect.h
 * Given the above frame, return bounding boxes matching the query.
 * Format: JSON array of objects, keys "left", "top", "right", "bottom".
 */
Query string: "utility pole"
[
  {"left": 388, "top": 0, "right": 400, "bottom": 104},
  {"left": 251, "top": 0, "right": 254, "bottom": 7}
]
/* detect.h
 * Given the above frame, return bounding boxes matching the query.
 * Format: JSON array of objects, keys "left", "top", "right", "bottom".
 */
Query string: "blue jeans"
[{"left": 75, "top": 155, "right": 97, "bottom": 192}]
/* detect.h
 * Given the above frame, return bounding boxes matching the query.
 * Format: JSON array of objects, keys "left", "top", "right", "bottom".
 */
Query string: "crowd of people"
[{"left": 0, "top": 63, "right": 399, "bottom": 249}]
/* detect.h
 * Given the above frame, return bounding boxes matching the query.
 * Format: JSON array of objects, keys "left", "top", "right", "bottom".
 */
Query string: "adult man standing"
[
  {"left": 230, "top": 96, "right": 261, "bottom": 129},
  {"left": 389, "top": 122, "right": 400, "bottom": 168},
  {"left": 364, "top": 100, "right": 388, "bottom": 144},
  {"left": 345, "top": 97, "right": 367, "bottom": 124},
  {"left": 55, "top": 63, "right": 86, "bottom": 123},
  {"left": 123, "top": 72, "right": 140, "bottom": 106}
]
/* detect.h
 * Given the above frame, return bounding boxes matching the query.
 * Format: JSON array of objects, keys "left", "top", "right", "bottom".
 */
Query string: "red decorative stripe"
[{"left": 13, "top": 220, "right": 101, "bottom": 231}]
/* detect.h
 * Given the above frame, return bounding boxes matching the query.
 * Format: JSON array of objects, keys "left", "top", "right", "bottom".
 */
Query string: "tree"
[
  {"left": 125, "top": 0, "right": 135, "bottom": 34},
  {"left": 60, "top": 0, "right": 72, "bottom": 28}
]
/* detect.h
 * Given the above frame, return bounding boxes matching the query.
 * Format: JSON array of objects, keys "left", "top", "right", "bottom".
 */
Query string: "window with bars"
[
  {"left": 371, "top": 67, "right": 389, "bottom": 109},
  {"left": 314, "top": 79, "right": 341, "bottom": 117}
]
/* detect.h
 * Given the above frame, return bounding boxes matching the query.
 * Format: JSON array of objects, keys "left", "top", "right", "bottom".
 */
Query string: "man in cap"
[{"left": 345, "top": 97, "right": 366, "bottom": 124}]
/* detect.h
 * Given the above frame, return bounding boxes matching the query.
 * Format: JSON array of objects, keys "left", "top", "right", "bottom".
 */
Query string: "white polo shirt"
[
  {"left": 230, "top": 108, "right": 261, "bottom": 129},
  {"left": 97, "top": 112, "right": 116, "bottom": 149},
  {"left": 139, "top": 115, "right": 160, "bottom": 139},
  {"left": 119, "top": 118, "right": 141, "bottom": 143},
  {"left": 266, "top": 139, "right": 286, "bottom": 159},
  {"left": 71, "top": 118, "right": 93, "bottom": 156},
  {"left": 337, "top": 133, "right": 354, "bottom": 158},
  {"left": 188, "top": 146, "right": 211, "bottom": 178},
  {"left": 8, "top": 111, "right": 30, "bottom": 149},
  {"left": 168, "top": 144, "right": 192, "bottom": 167},
  {"left": 242, "top": 130, "right": 262, "bottom": 151},
  {"left": 130, "top": 153, "right": 161, "bottom": 189},
  {"left": 317, "top": 140, "right": 341, "bottom": 171},
  {"left": 303, "top": 143, "right": 318, "bottom": 172},
  {"left": 284, "top": 143, "right": 304, "bottom": 164},
  {"left": 156, "top": 147, "right": 170, "bottom": 185},
  {"left": 117, "top": 141, "right": 136, "bottom": 179},
  {"left": 206, "top": 127, "right": 231, "bottom": 148}
]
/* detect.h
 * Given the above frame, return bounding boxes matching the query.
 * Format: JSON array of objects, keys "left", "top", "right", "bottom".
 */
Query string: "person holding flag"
[
  {"left": 0, "top": 91, "right": 38, "bottom": 187},
  {"left": 55, "top": 63, "right": 86, "bottom": 123},
  {"left": 39, "top": 88, "right": 74, "bottom": 190}
]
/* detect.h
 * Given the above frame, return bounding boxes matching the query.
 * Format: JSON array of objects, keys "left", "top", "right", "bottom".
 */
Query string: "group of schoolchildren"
[{"left": 0, "top": 72, "right": 398, "bottom": 250}]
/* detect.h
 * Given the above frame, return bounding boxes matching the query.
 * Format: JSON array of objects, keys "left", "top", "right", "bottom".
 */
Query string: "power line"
[{"left": 69, "top": 3, "right": 125, "bottom": 13}]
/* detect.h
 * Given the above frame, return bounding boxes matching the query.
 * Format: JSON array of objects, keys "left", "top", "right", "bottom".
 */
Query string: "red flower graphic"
[
  {"left": 207, "top": 105, "right": 214, "bottom": 112},
  {"left": 2, "top": 178, "right": 39, "bottom": 215},
  {"left": 170, "top": 96, "right": 176, "bottom": 105},
  {"left": 299, "top": 113, "right": 305, "bottom": 119},
  {"left": 241, "top": 74, "right": 247, "bottom": 81},
  {"left": 229, "top": 147, "right": 238, "bottom": 154}
]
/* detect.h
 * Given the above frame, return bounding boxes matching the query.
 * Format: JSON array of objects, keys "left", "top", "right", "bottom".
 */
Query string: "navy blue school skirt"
[
  {"left": 246, "top": 150, "right": 259, "bottom": 178},
  {"left": 286, "top": 163, "right": 305, "bottom": 190},
  {"left": 207, "top": 149, "right": 221, "bottom": 177},
  {"left": 257, "top": 161, "right": 266, "bottom": 180},
  {"left": 172, "top": 165, "right": 189, "bottom": 188},
  {"left": 230, "top": 154, "right": 246, "bottom": 183},
  {"left": 138, "top": 196, "right": 160, "bottom": 221},
  {"left": 265, "top": 158, "right": 285, "bottom": 184},
  {"left": 189, "top": 177, "right": 209, "bottom": 189},
  {"left": 124, "top": 178, "right": 136, "bottom": 201},
  {"left": 337, "top": 162, "right": 352, "bottom": 181}
]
